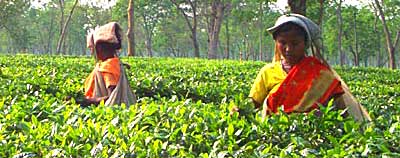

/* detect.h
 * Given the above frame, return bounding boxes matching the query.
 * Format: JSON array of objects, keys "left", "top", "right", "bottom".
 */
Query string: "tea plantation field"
[{"left": 0, "top": 54, "right": 399, "bottom": 157}]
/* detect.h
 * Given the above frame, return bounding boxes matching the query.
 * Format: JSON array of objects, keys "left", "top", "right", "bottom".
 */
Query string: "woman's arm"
[
  {"left": 252, "top": 99, "right": 262, "bottom": 109},
  {"left": 230, "top": 98, "right": 262, "bottom": 116},
  {"left": 333, "top": 94, "right": 349, "bottom": 118}
]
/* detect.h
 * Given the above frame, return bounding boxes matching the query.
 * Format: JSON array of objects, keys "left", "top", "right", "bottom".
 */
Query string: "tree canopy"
[{"left": 0, "top": 0, "right": 399, "bottom": 68}]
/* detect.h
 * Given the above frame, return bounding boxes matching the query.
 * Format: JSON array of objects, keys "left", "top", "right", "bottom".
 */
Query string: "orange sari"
[
  {"left": 84, "top": 57, "right": 121, "bottom": 98},
  {"left": 266, "top": 56, "right": 344, "bottom": 114}
]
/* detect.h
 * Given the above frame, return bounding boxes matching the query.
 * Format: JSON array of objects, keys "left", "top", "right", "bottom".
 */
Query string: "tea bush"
[{"left": 0, "top": 54, "right": 399, "bottom": 157}]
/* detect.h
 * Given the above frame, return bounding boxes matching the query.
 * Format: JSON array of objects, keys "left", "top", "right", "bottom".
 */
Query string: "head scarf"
[
  {"left": 86, "top": 22, "right": 123, "bottom": 53},
  {"left": 267, "top": 14, "right": 323, "bottom": 63}
]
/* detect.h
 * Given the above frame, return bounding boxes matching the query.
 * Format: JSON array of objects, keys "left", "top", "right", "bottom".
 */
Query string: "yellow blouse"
[{"left": 248, "top": 61, "right": 287, "bottom": 104}]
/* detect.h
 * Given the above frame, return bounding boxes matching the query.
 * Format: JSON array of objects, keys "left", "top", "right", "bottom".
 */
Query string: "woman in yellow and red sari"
[
  {"left": 236, "top": 14, "right": 370, "bottom": 121},
  {"left": 250, "top": 14, "right": 346, "bottom": 115}
]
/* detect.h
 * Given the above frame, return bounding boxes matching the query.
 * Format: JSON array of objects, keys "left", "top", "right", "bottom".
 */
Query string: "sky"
[
  {"left": 31, "top": 0, "right": 368, "bottom": 10},
  {"left": 274, "top": 0, "right": 369, "bottom": 11},
  {"left": 30, "top": 0, "right": 117, "bottom": 9},
  {"left": 275, "top": 0, "right": 288, "bottom": 11}
]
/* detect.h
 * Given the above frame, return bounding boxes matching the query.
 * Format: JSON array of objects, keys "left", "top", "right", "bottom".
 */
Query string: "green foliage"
[
  {"left": 0, "top": 54, "right": 399, "bottom": 157},
  {"left": 1, "top": 0, "right": 399, "bottom": 68}
]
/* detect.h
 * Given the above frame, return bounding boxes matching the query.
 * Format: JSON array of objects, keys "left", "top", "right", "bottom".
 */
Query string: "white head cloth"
[{"left": 267, "top": 13, "right": 323, "bottom": 51}]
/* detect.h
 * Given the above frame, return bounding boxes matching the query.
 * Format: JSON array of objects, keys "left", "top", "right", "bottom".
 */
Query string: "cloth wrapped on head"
[
  {"left": 86, "top": 22, "right": 123, "bottom": 50},
  {"left": 267, "top": 13, "right": 322, "bottom": 50}
]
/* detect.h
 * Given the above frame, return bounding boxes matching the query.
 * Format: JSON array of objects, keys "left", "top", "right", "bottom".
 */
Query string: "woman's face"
[
  {"left": 95, "top": 45, "right": 105, "bottom": 60},
  {"left": 275, "top": 28, "right": 306, "bottom": 65},
  {"left": 95, "top": 42, "right": 116, "bottom": 61}
]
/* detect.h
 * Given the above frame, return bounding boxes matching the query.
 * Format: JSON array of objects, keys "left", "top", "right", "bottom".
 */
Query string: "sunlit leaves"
[{"left": 0, "top": 55, "right": 399, "bottom": 157}]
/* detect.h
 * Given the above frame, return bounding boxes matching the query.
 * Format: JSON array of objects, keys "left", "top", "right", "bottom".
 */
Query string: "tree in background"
[
  {"left": 0, "top": 0, "right": 31, "bottom": 54},
  {"left": 30, "top": 2, "right": 60, "bottom": 55},
  {"left": 288, "top": 0, "right": 306, "bottom": 15},
  {"left": 316, "top": 0, "right": 324, "bottom": 26},
  {"left": 155, "top": 14, "right": 189, "bottom": 57},
  {"left": 65, "top": 4, "right": 94, "bottom": 55},
  {"left": 257, "top": 0, "right": 266, "bottom": 61},
  {"left": 56, "top": 0, "right": 79, "bottom": 55},
  {"left": 170, "top": 0, "right": 200, "bottom": 58},
  {"left": 350, "top": 9, "right": 359, "bottom": 66},
  {"left": 127, "top": 0, "right": 136, "bottom": 56},
  {"left": 207, "top": 0, "right": 231, "bottom": 59},
  {"left": 335, "top": 0, "right": 345, "bottom": 66},
  {"left": 230, "top": 1, "right": 256, "bottom": 60},
  {"left": 0, "top": 0, "right": 398, "bottom": 69},
  {"left": 371, "top": 0, "right": 400, "bottom": 69},
  {"left": 136, "top": 0, "right": 170, "bottom": 57}
]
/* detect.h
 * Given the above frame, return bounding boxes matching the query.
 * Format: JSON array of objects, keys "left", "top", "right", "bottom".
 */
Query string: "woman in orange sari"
[
  {"left": 76, "top": 22, "right": 136, "bottom": 107},
  {"left": 234, "top": 14, "right": 370, "bottom": 121}
]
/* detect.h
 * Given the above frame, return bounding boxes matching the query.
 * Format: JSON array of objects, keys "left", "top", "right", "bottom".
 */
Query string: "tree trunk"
[
  {"left": 56, "top": 0, "right": 78, "bottom": 55},
  {"left": 337, "top": 0, "right": 345, "bottom": 66},
  {"left": 349, "top": 45, "right": 359, "bottom": 66},
  {"left": 142, "top": 13, "right": 153, "bottom": 57},
  {"left": 47, "top": 13, "right": 55, "bottom": 55},
  {"left": 317, "top": 0, "right": 324, "bottom": 26},
  {"left": 207, "top": 1, "right": 231, "bottom": 59},
  {"left": 190, "top": 1, "right": 199, "bottom": 58},
  {"left": 251, "top": 43, "right": 255, "bottom": 60},
  {"left": 169, "top": 45, "right": 177, "bottom": 57},
  {"left": 62, "top": 29, "right": 68, "bottom": 54},
  {"left": 372, "top": 2, "right": 380, "bottom": 67},
  {"left": 377, "top": 32, "right": 382, "bottom": 67},
  {"left": 208, "top": 1, "right": 221, "bottom": 59},
  {"left": 355, "top": 51, "right": 359, "bottom": 66},
  {"left": 127, "top": 0, "right": 136, "bottom": 56},
  {"left": 258, "top": 1, "right": 263, "bottom": 61},
  {"left": 145, "top": 34, "right": 153, "bottom": 57},
  {"left": 59, "top": 0, "right": 64, "bottom": 35},
  {"left": 188, "top": 1, "right": 199, "bottom": 58},
  {"left": 192, "top": 26, "right": 200, "bottom": 58},
  {"left": 373, "top": 0, "right": 398, "bottom": 69},
  {"left": 82, "top": 39, "right": 86, "bottom": 56},
  {"left": 145, "top": 37, "right": 153, "bottom": 57},
  {"left": 288, "top": 0, "right": 306, "bottom": 15},
  {"left": 225, "top": 18, "right": 230, "bottom": 59},
  {"left": 353, "top": 11, "right": 359, "bottom": 66},
  {"left": 7, "top": 37, "right": 12, "bottom": 54},
  {"left": 376, "top": 30, "right": 382, "bottom": 67}
]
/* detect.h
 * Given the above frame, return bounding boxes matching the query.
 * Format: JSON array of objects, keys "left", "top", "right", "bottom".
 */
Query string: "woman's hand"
[
  {"left": 230, "top": 99, "right": 261, "bottom": 117},
  {"left": 230, "top": 106, "right": 240, "bottom": 116},
  {"left": 123, "top": 62, "right": 131, "bottom": 69},
  {"left": 64, "top": 95, "right": 72, "bottom": 101}
]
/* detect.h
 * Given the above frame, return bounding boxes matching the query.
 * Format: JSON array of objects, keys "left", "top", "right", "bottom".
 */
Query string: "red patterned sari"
[{"left": 266, "top": 56, "right": 344, "bottom": 114}]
